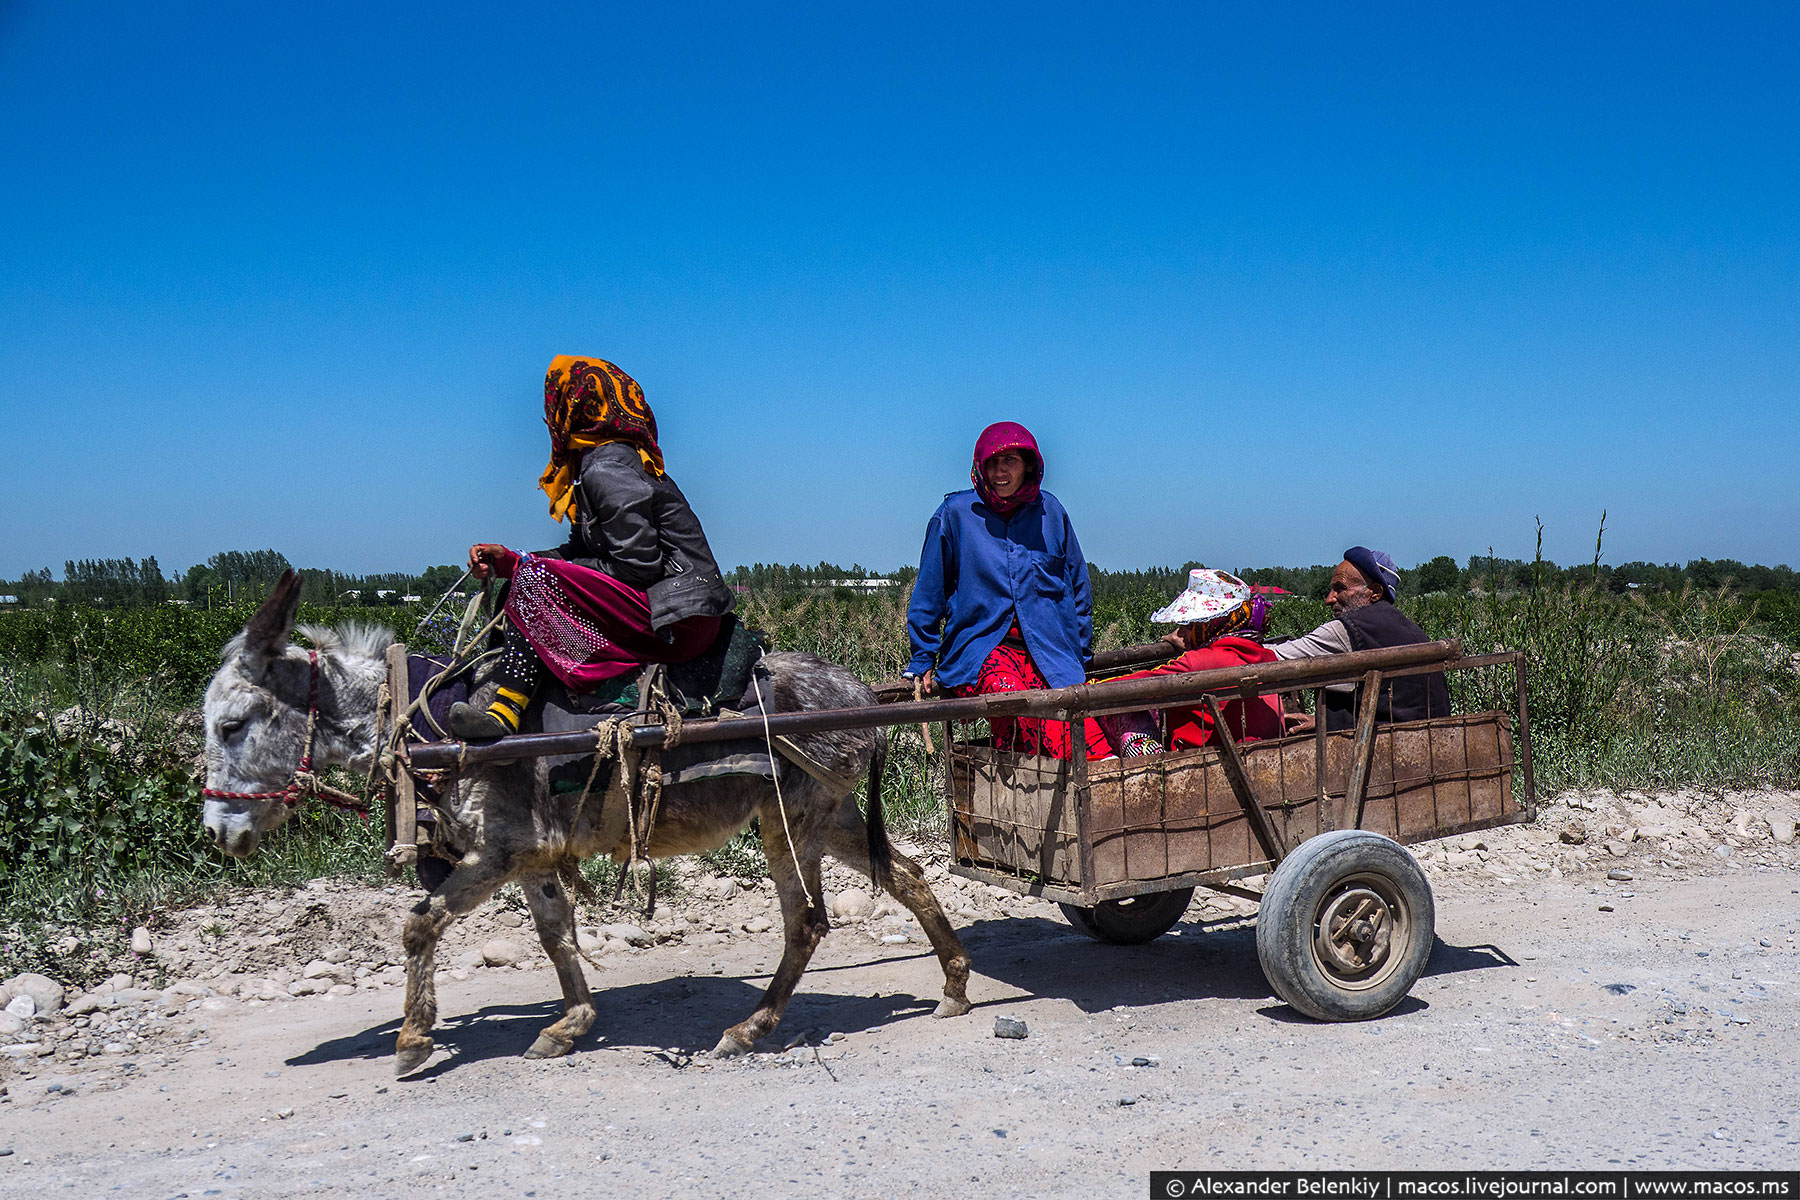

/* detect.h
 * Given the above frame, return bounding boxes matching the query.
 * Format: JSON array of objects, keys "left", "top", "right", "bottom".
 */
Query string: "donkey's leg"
[
  {"left": 520, "top": 872, "right": 596, "bottom": 1060},
  {"left": 396, "top": 856, "right": 512, "bottom": 1076},
  {"left": 713, "top": 806, "right": 833, "bottom": 1058},
  {"left": 825, "top": 796, "right": 972, "bottom": 1018}
]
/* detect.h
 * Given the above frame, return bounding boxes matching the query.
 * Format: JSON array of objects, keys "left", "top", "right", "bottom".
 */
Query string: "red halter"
[{"left": 200, "top": 650, "right": 369, "bottom": 815}]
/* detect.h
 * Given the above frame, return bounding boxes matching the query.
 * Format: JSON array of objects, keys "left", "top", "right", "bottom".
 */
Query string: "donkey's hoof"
[
  {"left": 711, "top": 1032, "right": 753, "bottom": 1059},
  {"left": 933, "top": 996, "right": 973, "bottom": 1019},
  {"left": 524, "top": 1034, "right": 573, "bottom": 1060},
  {"left": 394, "top": 1041, "right": 436, "bottom": 1077}
]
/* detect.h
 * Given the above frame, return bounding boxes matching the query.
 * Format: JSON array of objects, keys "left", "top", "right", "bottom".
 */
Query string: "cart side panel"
[
  {"left": 1085, "top": 756, "right": 1222, "bottom": 881},
  {"left": 1360, "top": 723, "right": 1403, "bottom": 838},
  {"left": 1354, "top": 712, "right": 1516, "bottom": 842},
  {"left": 951, "top": 710, "right": 1520, "bottom": 895},
  {"left": 1242, "top": 737, "right": 1329, "bottom": 851},
  {"left": 1430, "top": 716, "right": 1512, "bottom": 828},
  {"left": 1388, "top": 723, "right": 1440, "bottom": 839},
  {"left": 1083, "top": 756, "right": 1126, "bottom": 883},
  {"left": 949, "top": 751, "right": 978, "bottom": 862},
  {"left": 949, "top": 744, "right": 1081, "bottom": 886},
  {"left": 1160, "top": 759, "right": 1216, "bottom": 878},
  {"left": 1121, "top": 760, "right": 1171, "bottom": 881}
]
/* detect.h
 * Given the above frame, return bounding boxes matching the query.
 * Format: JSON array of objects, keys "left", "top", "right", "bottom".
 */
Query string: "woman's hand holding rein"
[{"left": 467, "top": 544, "right": 519, "bottom": 581}]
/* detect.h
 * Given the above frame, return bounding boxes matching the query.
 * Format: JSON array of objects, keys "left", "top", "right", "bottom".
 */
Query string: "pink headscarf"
[{"left": 971, "top": 421, "right": 1044, "bottom": 516}]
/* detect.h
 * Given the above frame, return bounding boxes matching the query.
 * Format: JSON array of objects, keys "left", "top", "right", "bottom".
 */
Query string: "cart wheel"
[
  {"left": 1059, "top": 888, "right": 1194, "bottom": 945},
  {"left": 1255, "top": 830, "right": 1434, "bottom": 1021}
]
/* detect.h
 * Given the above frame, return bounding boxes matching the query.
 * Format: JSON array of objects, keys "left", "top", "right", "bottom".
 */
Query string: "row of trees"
[
  {"left": 727, "top": 562, "right": 901, "bottom": 592},
  {"left": 1230, "top": 555, "right": 1800, "bottom": 601},
  {"left": 6, "top": 551, "right": 1799, "bottom": 610},
  {"left": 0, "top": 551, "right": 464, "bottom": 609}
]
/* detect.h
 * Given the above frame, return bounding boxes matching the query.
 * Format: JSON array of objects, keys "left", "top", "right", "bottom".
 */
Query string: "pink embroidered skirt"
[{"left": 504, "top": 553, "right": 720, "bottom": 690}]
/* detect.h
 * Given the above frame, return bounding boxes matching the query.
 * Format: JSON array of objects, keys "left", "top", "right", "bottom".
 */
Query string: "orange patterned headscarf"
[{"left": 538, "top": 356, "right": 666, "bottom": 522}]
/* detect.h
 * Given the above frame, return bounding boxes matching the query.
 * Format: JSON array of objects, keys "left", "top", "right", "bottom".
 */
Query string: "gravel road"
[{"left": 2, "top": 789, "right": 1798, "bottom": 1197}]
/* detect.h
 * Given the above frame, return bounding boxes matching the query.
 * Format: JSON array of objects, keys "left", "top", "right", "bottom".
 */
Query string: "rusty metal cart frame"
[{"left": 942, "top": 639, "right": 1533, "bottom": 904}]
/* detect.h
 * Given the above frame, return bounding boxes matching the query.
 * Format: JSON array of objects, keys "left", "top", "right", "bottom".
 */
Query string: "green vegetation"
[{"left": 2, "top": 550, "right": 1797, "bottom": 983}]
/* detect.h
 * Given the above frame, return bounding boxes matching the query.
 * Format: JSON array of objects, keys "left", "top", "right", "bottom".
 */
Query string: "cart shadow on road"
[
  {"left": 955, "top": 914, "right": 1274, "bottom": 1012},
  {"left": 954, "top": 916, "right": 1520, "bottom": 1017},
  {"left": 1423, "top": 939, "right": 1516, "bottom": 978}
]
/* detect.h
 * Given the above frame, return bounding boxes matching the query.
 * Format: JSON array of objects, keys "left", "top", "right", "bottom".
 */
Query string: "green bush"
[{"left": 0, "top": 707, "right": 203, "bottom": 892}]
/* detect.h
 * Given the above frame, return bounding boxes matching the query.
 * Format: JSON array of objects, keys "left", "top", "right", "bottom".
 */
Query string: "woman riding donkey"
[{"left": 449, "top": 356, "right": 735, "bottom": 739}]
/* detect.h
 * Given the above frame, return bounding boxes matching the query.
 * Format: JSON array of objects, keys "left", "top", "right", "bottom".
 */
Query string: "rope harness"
[
  {"left": 557, "top": 665, "right": 686, "bottom": 915},
  {"left": 200, "top": 650, "right": 371, "bottom": 816}
]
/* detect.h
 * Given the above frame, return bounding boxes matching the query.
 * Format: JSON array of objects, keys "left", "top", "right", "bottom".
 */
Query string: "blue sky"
[{"left": 3, "top": 2, "right": 1796, "bottom": 580}]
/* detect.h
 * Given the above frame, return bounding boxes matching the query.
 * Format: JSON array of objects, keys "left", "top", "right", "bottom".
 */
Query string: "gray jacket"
[{"left": 553, "top": 441, "right": 735, "bottom": 632}]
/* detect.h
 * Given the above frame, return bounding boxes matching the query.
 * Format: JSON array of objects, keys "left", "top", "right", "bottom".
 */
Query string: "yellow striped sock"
[{"left": 487, "top": 687, "right": 529, "bottom": 732}]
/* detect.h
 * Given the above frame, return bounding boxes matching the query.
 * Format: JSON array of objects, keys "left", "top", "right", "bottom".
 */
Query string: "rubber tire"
[
  {"left": 1255, "top": 830, "right": 1434, "bottom": 1021},
  {"left": 1059, "top": 888, "right": 1195, "bottom": 945}
]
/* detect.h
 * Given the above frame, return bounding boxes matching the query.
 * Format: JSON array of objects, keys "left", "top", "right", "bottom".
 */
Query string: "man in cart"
[{"left": 1273, "top": 546, "right": 1450, "bottom": 733}]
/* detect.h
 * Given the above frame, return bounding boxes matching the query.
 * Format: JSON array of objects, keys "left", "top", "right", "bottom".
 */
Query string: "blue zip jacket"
[{"left": 906, "top": 489, "right": 1093, "bottom": 689}]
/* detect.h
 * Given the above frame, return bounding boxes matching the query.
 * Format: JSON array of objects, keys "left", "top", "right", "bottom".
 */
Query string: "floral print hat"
[{"left": 1150, "top": 568, "right": 1257, "bottom": 625}]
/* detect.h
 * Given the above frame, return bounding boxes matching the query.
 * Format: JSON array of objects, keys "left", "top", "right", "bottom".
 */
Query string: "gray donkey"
[{"left": 201, "top": 572, "right": 971, "bottom": 1075}]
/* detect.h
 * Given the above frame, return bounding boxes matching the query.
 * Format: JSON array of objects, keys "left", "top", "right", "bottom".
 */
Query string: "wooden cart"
[{"left": 939, "top": 639, "right": 1534, "bottom": 1019}]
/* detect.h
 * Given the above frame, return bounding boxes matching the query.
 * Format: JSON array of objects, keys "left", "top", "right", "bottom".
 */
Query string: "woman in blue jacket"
[{"left": 904, "top": 421, "right": 1106, "bottom": 758}]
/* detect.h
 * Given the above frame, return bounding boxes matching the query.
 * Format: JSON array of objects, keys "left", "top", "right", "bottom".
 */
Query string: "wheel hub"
[{"left": 1314, "top": 886, "right": 1394, "bottom": 977}]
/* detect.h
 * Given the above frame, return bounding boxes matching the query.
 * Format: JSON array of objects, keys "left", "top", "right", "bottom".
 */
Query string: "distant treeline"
[
  {"left": 1230, "top": 555, "right": 1800, "bottom": 601},
  {"left": 0, "top": 550, "right": 465, "bottom": 609},
  {"left": 4, "top": 548, "right": 1796, "bottom": 609}
]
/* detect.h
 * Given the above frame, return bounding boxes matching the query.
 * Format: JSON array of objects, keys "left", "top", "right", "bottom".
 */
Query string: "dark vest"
[{"left": 1322, "top": 601, "right": 1452, "bottom": 732}]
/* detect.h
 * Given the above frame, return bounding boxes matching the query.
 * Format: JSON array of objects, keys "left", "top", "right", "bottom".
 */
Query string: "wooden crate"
[{"left": 949, "top": 710, "right": 1520, "bottom": 899}]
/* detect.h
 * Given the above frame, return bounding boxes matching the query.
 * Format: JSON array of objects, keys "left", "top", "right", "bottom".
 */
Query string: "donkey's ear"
[{"left": 241, "top": 569, "right": 303, "bottom": 672}]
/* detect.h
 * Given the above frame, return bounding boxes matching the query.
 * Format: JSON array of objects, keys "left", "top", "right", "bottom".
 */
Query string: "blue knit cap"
[{"left": 1343, "top": 546, "right": 1399, "bottom": 602}]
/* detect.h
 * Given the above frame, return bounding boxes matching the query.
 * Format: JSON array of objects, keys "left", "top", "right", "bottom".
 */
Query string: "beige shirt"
[
  {"left": 1270, "top": 619, "right": 1353, "bottom": 660},
  {"left": 1270, "top": 619, "right": 1356, "bottom": 693}
]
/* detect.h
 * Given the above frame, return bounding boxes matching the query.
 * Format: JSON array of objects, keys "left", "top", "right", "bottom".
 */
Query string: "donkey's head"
[{"left": 200, "top": 570, "right": 391, "bottom": 857}]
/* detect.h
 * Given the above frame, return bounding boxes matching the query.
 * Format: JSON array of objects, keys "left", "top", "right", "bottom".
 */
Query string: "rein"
[{"left": 201, "top": 649, "right": 372, "bottom": 816}]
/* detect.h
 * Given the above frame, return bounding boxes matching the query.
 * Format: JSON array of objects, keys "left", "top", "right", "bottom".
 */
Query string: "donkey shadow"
[{"left": 288, "top": 970, "right": 944, "bottom": 1076}]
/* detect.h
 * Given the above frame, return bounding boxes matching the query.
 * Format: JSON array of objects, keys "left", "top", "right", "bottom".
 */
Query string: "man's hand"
[
  {"left": 467, "top": 544, "right": 519, "bottom": 581},
  {"left": 1283, "top": 711, "right": 1316, "bottom": 735}
]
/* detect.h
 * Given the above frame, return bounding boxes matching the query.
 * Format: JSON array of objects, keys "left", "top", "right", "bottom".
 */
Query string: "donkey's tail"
[{"left": 864, "top": 731, "right": 894, "bottom": 887}]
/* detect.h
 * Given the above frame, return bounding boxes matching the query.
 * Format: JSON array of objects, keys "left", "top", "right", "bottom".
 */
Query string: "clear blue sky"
[{"left": 3, "top": 2, "right": 1796, "bottom": 581}]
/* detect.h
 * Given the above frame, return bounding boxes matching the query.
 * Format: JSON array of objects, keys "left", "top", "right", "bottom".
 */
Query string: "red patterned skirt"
[{"left": 955, "top": 637, "right": 1111, "bottom": 760}]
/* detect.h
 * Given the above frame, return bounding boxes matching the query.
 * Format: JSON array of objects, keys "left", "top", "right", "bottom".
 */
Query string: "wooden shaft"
[
  {"left": 409, "top": 639, "right": 1461, "bottom": 770},
  {"left": 871, "top": 638, "right": 1183, "bottom": 702},
  {"left": 384, "top": 642, "right": 416, "bottom": 864}
]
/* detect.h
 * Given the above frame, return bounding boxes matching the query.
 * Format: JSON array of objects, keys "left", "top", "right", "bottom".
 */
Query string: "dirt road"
[{"left": 3, "top": 796, "right": 1799, "bottom": 1197}]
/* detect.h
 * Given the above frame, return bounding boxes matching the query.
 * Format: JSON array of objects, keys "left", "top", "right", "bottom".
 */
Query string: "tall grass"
[{"left": 1403, "top": 530, "right": 1800, "bottom": 792}]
